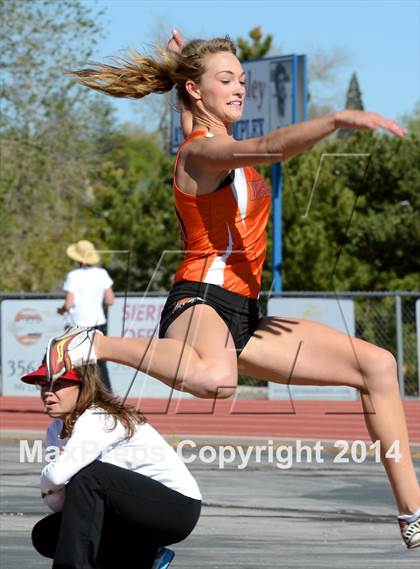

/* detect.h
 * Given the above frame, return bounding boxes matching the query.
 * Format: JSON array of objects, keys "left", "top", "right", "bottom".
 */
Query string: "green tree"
[
  {"left": 236, "top": 26, "right": 273, "bottom": 61},
  {"left": 82, "top": 129, "right": 180, "bottom": 292},
  {"left": 1, "top": 0, "right": 105, "bottom": 129},
  {"left": 0, "top": 0, "right": 112, "bottom": 291},
  {"left": 338, "top": 72, "right": 365, "bottom": 140},
  {"left": 400, "top": 100, "right": 420, "bottom": 138},
  {"left": 345, "top": 72, "right": 364, "bottom": 111},
  {"left": 281, "top": 130, "right": 420, "bottom": 291}
]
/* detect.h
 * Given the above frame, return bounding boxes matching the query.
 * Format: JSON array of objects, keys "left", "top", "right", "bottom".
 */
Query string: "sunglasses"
[{"left": 33, "top": 379, "right": 78, "bottom": 391}]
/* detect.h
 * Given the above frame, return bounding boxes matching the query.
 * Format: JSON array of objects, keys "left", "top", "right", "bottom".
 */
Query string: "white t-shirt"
[
  {"left": 63, "top": 267, "right": 113, "bottom": 327},
  {"left": 41, "top": 407, "right": 201, "bottom": 511}
]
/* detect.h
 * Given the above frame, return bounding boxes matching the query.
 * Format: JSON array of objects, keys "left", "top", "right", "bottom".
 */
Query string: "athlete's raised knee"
[
  {"left": 196, "top": 377, "right": 237, "bottom": 399},
  {"left": 186, "top": 366, "right": 237, "bottom": 399},
  {"left": 362, "top": 346, "right": 398, "bottom": 394}
]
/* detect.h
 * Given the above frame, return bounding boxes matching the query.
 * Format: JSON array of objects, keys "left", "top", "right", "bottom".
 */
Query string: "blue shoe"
[{"left": 151, "top": 547, "right": 175, "bottom": 569}]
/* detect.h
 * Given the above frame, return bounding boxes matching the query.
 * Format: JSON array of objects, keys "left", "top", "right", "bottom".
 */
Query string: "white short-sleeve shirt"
[{"left": 63, "top": 267, "right": 113, "bottom": 327}]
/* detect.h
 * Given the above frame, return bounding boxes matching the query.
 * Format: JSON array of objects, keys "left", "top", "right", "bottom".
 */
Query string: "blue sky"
[{"left": 87, "top": 0, "right": 420, "bottom": 127}]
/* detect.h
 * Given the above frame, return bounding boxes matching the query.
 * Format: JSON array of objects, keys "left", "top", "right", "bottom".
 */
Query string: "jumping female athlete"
[{"left": 46, "top": 31, "right": 419, "bottom": 548}]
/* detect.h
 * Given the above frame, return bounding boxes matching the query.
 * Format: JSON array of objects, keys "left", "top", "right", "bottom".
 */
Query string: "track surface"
[
  {"left": 1, "top": 397, "right": 419, "bottom": 442},
  {"left": 1, "top": 442, "right": 419, "bottom": 568}
]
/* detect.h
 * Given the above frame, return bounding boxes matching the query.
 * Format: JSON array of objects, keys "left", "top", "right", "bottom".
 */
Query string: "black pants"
[{"left": 32, "top": 461, "right": 201, "bottom": 569}]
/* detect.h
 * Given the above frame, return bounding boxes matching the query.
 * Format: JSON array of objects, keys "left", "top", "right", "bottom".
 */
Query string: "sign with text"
[
  {"left": 267, "top": 298, "right": 357, "bottom": 400},
  {"left": 1, "top": 300, "right": 64, "bottom": 396},
  {"left": 107, "top": 297, "right": 192, "bottom": 399},
  {"left": 171, "top": 54, "right": 306, "bottom": 154}
]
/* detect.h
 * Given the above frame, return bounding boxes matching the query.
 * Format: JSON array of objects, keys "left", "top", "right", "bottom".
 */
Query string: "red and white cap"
[{"left": 21, "top": 363, "right": 81, "bottom": 384}]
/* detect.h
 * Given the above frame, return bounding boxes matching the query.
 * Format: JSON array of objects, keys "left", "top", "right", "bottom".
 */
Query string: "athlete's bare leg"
[
  {"left": 94, "top": 303, "right": 238, "bottom": 399},
  {"left": 237, "top": 316, "right": 420, "bottom": 515}
]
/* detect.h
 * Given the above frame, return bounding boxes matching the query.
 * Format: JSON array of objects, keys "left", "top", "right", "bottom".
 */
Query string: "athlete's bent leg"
[
  {"left": 94, "top": 304, "right": 238, "bottom": 399},
  {"left": 238, "top": 317, "right": 420, "bottom": 518}
]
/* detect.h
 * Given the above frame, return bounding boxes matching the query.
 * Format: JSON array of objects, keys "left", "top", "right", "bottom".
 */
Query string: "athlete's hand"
[
  {"left": 167, "top": 29, "right": 185, "bottom": 54},
  {"left": 334, "top": 109, "right": 407, "bottom": 137}
]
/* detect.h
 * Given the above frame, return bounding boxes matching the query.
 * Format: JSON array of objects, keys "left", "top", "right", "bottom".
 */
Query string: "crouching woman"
[{"left": 21, "top": 363, "right": 201, "bottom": 569}]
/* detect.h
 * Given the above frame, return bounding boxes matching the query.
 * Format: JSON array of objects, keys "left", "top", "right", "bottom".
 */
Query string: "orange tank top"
[{"left": 173, "top": 130, "right": 271, "bottom": 299}]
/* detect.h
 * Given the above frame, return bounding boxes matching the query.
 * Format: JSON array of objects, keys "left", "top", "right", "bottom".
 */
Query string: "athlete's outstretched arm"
[{"left": 187, "top": 110, "right": 407, "bottom": 171}]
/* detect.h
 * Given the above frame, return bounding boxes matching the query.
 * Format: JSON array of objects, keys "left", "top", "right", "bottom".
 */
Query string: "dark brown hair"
[
  {"left": 60, "top": 365, "right": 145, "bottom": 440},
  {"left": 68, "top": 37, "right": 237, "bottom": 109}
]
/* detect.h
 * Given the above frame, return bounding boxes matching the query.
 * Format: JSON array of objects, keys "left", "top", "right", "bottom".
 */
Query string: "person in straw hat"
[{"left": 57, "top": 240, "right": 114, "bottom": 391}]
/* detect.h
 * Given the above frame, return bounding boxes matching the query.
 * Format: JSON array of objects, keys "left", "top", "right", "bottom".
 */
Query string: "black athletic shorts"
[{"left": 158, "top": 280, "right": 261, "bottom": 356}]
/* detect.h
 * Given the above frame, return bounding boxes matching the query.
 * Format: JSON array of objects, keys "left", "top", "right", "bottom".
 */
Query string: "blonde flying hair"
[{"left": 69, "top": 37, "right": 237, "bottom": 108}]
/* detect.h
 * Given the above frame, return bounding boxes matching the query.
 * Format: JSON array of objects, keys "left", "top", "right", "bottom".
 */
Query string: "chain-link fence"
[
  {"left": 354, "top": 293, "right": 419, "bottom": 397},
  {"left": 257, "top": 291, "right": 419, "bottom": 397},
  {"left": 0, "top": 291, "right": 419, "bottom": 398}
]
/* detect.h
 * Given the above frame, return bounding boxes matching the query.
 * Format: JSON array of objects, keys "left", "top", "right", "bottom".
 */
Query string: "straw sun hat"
[{"left": 66, "top": 240, "right": 100, "bottom": 265}]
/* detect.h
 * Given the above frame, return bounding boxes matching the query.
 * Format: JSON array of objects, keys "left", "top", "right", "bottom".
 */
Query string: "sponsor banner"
[
  {"left": 267, "top": 298, "right": 357, "bottom": 400},
  {"left": 1, "top": 300, "right": 64, "bottom": 395},
  {"left": 0, "top": 297, "right": 193, "bottom": 399}
]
